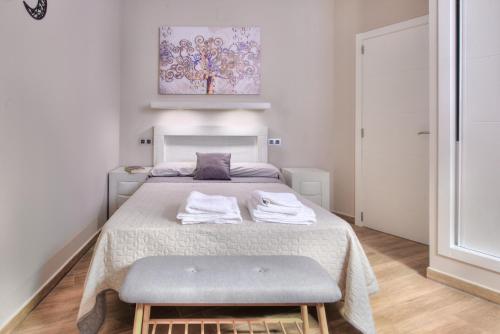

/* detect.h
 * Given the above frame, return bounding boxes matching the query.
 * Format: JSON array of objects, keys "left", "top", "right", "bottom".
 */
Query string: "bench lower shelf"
[{"left": 133, "top": 304, "right": 329, "bottom": 334}]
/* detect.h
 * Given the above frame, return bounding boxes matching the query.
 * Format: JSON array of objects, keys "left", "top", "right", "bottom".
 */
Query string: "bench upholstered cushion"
[{"left": 119, "top": 255, "right": 341, "bottom": 305}]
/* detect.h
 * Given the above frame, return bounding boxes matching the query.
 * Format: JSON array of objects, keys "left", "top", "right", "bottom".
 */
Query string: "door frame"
[{"left": 355, "top": 16, "right": 429, "bottom": 226}]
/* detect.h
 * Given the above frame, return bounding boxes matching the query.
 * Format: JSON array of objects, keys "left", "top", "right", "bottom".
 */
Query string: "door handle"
[{"left": 417, "top": 131, "right": 430, "bottom": 135}]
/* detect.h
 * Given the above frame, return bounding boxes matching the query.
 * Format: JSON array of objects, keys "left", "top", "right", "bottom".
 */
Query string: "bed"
[{"left": 77, "top": 126, "right": 378, "bottom": 334}]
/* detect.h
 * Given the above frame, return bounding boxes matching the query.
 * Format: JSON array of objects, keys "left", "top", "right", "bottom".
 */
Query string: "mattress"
[{"left": 77, "top": 178, "right": 378, "bottom": 334}]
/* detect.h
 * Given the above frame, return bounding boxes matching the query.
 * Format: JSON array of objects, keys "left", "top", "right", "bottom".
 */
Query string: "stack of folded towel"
[
  {"left": 247, "top": 190, "right": 316, "bottom": 225},
  {"left": 177, "top": 191, "right": 242, "bottom": 224}
]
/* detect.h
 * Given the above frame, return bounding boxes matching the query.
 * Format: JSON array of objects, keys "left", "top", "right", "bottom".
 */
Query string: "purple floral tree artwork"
[{"left": 159, "top": 27, "right": 261, "bottom": 95}]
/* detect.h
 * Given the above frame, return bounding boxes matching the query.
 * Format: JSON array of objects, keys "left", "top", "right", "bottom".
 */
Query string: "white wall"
[
  {"left": 333, "top": 0, "right": 428, "bottom": 216},
  {"left": 0, "top": 0, "right": 121, "bottom": 327},
  {"left": 119, "top": 0, "right": 336, "bottom": 206}
]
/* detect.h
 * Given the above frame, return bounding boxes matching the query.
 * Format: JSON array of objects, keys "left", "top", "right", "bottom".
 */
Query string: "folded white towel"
[
  {"left": 247, "top": 199, "right": 316, "bottom": 225},
  {"left": 177, "top": 207, "right": 243, "bottom": 225},
  {"left": 177, "top": 192, "right": 242, "bottom": 225},
  {"left": 249, "top": 197, "right": 303, "bottom": 215},
  {"left": 185, "top": 191, "right": 238, "bottom": 214},
  {"left": 251, "top": 190, "right": 303, "bottom": 208},
  {"left": 180, "top": 216, "right": 242, "bottom": 225}
]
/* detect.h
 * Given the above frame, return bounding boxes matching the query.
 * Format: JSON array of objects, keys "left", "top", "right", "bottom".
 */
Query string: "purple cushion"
[{"left": 194, "top": 153, "right": 231, "bottom": 180}]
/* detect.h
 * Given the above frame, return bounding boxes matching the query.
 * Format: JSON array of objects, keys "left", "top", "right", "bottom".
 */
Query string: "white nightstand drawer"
[
  {"left": 117, "top": 195, "right": 130, "bottom": 208},
  {"left": 118, "top": 181, "right": 142, "bottom": 196},
  {"left": 109, "top": 167, "right": 152, "bottom": 218},
  {"left": 300, "top": 181, "right": 322, "bottom": 196},
  {"left": 281, "top": 167, "right": 330, "bottom": 210},
  {"left": 302, "top": 194, "right": 322, "bottom": 206}
]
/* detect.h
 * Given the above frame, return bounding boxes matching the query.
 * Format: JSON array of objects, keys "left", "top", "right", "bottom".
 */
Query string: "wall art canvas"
[{"left": 159, "top": 26, "right": 261, "bottom": 95}]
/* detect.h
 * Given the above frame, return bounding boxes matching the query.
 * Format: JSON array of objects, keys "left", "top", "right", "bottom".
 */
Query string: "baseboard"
[
  {"left": 427, "top": 267, "right": 500, "bottom": 305},
  {"left": 0, "top": 230, "right": 100, "bottom": 334},
  {"left": 332, "top": 211, "right": 355, "bottom": 224}
]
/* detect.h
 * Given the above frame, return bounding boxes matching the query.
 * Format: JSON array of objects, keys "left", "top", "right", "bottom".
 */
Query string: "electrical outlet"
[
  {"left": 268, "top": 138, "right": 282, "bottom": 146},
  {"left": 139, "top": 139, "right": 152, "bottom": 145}
]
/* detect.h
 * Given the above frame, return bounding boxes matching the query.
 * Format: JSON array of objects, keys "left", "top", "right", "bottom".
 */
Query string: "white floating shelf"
[{"left": 150, "top": 101, "right": 271, "bottom": 111}]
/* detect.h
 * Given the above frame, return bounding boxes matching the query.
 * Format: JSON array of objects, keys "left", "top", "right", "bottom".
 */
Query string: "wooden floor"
[{"left": 11, "top": 225, "right": 500, "bottom": 334}]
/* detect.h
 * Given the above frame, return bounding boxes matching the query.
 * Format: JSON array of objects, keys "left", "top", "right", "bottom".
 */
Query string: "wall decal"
[
  {"left": 159, "top": 26, "right": 261, "bottom": 95},
  {"left": 23, "top": 0, "right": 47, "bottom": 20}
]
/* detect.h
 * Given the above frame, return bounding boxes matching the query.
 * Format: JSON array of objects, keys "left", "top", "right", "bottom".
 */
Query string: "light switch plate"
[{"left": 268, "top": 138, "right": 282, "bottom": 146}]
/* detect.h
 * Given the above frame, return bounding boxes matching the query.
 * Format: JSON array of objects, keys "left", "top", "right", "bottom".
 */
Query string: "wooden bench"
[{"left": 119, "top": 256, "right": 342, "bottom": 334}]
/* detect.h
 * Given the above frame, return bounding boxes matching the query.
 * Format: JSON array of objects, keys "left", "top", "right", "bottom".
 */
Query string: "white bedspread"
[{"left": 77, "top": 181, "right": 378, "bottom": 333}]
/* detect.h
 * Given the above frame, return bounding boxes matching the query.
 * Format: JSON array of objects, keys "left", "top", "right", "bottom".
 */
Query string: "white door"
[{"left": 356, "top": 17, "right": 429, "bottom": 244}]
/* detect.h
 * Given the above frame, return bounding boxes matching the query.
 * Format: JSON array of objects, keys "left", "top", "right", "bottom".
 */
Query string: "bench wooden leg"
[
  {"left": 316, "top": 304, "right": 329, "bottom": 334},
  {"left": 142, "top": 305, "right": 151, "bottom": 334},
  {"left": 300, "top": 305, "right": 309, "bottom": 334},
  {"left": 133, "top": 303, "right": 144, "bottom": 334}
]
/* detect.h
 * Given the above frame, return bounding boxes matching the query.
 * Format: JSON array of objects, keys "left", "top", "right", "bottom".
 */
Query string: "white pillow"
[
  {"left": 150, "top": 162, "right": 196, "bottom": 177},
  {"left": 230, "top": 162, "right": 280, "bottom": 178},
  {"left": 151, "top": 161, "right": 281, "bottom": 178}
]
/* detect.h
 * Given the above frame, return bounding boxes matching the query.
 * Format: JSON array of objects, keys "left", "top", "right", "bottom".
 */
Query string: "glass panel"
[{"left": 458, "top": 0, "right": 500, "bottom": 258}]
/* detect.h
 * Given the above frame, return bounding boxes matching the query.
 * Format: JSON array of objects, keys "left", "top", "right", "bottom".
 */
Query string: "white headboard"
[{"left": 153, "top": 126, "right": 268, "bottom": 165}]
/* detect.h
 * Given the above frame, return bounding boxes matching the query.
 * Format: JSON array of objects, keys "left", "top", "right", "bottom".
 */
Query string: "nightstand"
[
  {"left": 108, "top": 167, "right": 152, "bottom": 217},
  {"left": 281, "top": 168, "right": 330, "bottom": 211}
]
